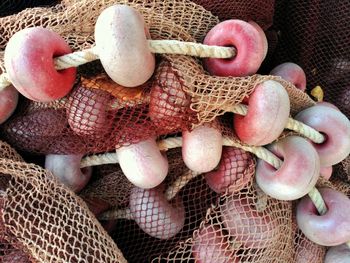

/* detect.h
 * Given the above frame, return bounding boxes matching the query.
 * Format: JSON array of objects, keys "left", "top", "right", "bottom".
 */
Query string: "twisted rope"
[
  {"left": 83, "top": 136, "right": 282, "bottom": 172},
  {"left": 1, "top": 39, "right": 324, "bottom": 145},
  {"left": 157, "top": 137, "right": 183, "bottom": 151},
  {"left": 307, "top": 187, "right": 327, "bottom": 215},
  {"left": 0, "top": 40, "right": 235, "bottom": 91},
  {"left": 222, "top": 137, "right": 283, "bottom": 168},
  {"left": 285, "top": 118, "right": 325, "bottom": 143},
  {"left": 80, "top": 152, "right": 118, "bottom": 168},
  {"left": 164, "top": 170, "right": 200, "bottom": 200},
  {"left": 54, "top": 47, "right": 99, "bottom": 70},
  {"left": 99, "top": 207, "right": 133, "bottom": 221},
  {"left": 148, "top": 40, "right": 235, "bottom": 58},
  {"left": 96, "top": 135, "right": 335, "bottom": 249}
]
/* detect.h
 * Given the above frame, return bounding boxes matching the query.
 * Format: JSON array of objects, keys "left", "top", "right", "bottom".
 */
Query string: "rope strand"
[
  {"left": 164, "top": 170, "right": 200, "bottom": 200},
  {"left": 80, "top": 152, "right": 118, "bottom": 168},
  {"left": 0, "top": 73, "right": 11, "bottom": 89},
  {"left": 0, "top": 40, "right": 324, "bottom": 145},
  {"left": 99, "top": 207, "right": 133, "bottom": 221},
  {"left": 54, "top": 47, "right": 99, "bottom": 70},
  {"left": 148, "top": 40, "right": 235, "bottom": 58}
]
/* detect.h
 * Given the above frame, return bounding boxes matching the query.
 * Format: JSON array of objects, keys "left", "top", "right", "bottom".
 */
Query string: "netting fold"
[{"left": 0, "top": 0, "right": 349, "bottom": 262}]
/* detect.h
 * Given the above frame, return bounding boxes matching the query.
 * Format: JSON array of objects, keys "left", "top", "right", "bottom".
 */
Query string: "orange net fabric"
[{"left": 0, "top": 0, "right": 349, "bottom": 262}]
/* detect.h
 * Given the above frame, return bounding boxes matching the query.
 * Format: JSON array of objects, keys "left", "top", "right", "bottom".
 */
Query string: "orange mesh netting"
[{"left": 0, "top": 0, "right": 349, "bottom": 262}]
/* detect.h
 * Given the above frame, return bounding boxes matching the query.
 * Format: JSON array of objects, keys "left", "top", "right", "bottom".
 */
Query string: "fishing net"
[
  {"left": 0, "top": 0, "right": 349, "bottom": 262},
  {"left": 272, "top": 0, "right": 350, "bottom": 117},
  {"left": 0, "top": 140, "right": 127, "bottom": 262}
]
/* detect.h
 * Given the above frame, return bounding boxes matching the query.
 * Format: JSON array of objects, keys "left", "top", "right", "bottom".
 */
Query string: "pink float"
[
  {"left": 45, "top": 154, "right": 92, "bottom": 192},
  {"left": 4, "top": 27, "right": 76, "bottom": 102},
  {"left": 192, "top": 224, "right": 239, "bottom": 263},
  {"left": 256, "top": 136, "right": 320, "bottom": 200},
  {"left": 129, "top": 185, "right": 185, "bottom": 240},
  {"left": 0, "top": 85, "right": 18, "bottom": 124},
  {"left": 67, "top": 87, "right": 109, "bottom": 136},
  {"left": 297, "top": 188, "right": 350, "bottom": 246},
  {"left": 248, "top": 21, "right": 268, "bottom": 60},
  {"left": 203, "top": 19, "right": 265, "bottom": 76},
  {"left": 234, "top": 80, "right": 290, "bottom": 146},
  {"left": 221, "top": 195, "right": 278, "bottom": 248},
  {"left": 295, "top": 105, "right": 350, "bottom": 166},
  {"left": 325, "top": 244, "right": 350, "bottom": 263},
  {"left": 270, "top": 62, "right": 307, "bottom": 91},
  {"left": 182, "top": 123, "right": 223, "bottom": 173},
  {"left": 95, "top": 5, "right": 155, "bottom": 87},
  {"left": 116, "top": 138, "right": 169, "bottom": 189}
]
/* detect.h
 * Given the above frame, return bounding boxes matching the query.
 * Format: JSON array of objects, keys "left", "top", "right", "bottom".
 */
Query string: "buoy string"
[
  {"left": 285, "top": 117, "right": 325, "bottom": 143},
  {"left": 97, "top": 135, "right": 330, "bottom": 237},
  {"left": 81, "top": 136, "right": 282, "bottom": 169},
  {"left": 99, "top": 207, "right": 132, "bottom": 221},
  {"left": 307, "top": 187, "right": 327, "bottom": 215},
  {"left": 0, "top": 40, "right": 325, "bottom": 146},
  {"left": 0, "top": 40, "right": 235, "bottom": 91},
  {"left": 54, "top": 47, "right": 99, "bottom": 70},
  {"left": 229, "top": 104, "right": 325, "bottom": 144}
]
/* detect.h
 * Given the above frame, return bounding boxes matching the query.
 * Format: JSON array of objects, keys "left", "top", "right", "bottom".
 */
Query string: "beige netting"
[
  {"left": 0, "top": 140, "right": 127, "bottom": 262},
  {"left": 331, "top": 178, "right": 350, "bottom": 198},
  {"left": 292, "top": 217, "right": 326, "bottom": 263},
  {"left": 79, "top": 164, "right": 134, "bottom": 213},
  {"left": 153, "top": 180, "right": 294, "bottom": 262},
  {"left": 0, "top": 0, "right": 349, "bottom": 262},
  {"left": 333, "top": 156, "right": 350, "bottom": 183}
]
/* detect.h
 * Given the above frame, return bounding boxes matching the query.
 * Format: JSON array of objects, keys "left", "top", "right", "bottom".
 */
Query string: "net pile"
[
  {"left": 152, "top": 179, "right": 294, "bottom": 262},
  {"left": 0, "top": 0, "right": 349, "bottom": 262},
  {"left": 0, "top": 0, "right": 316, "bottom": 156},
  {"left": 0, "top": 140, "right": 127, "bottom": 262}
]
